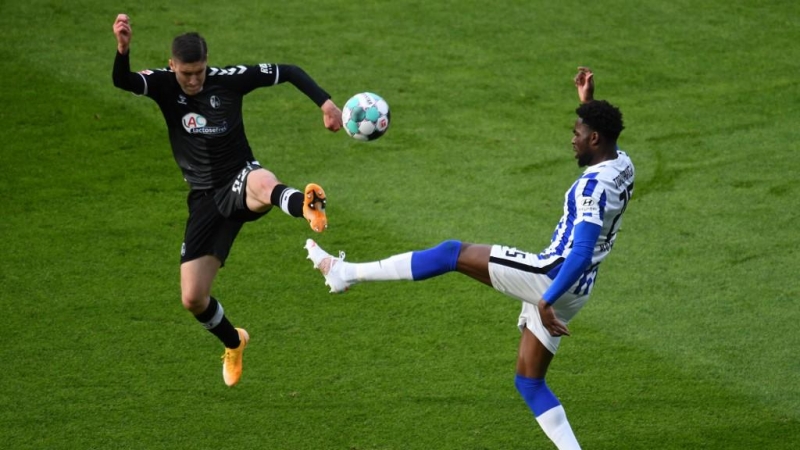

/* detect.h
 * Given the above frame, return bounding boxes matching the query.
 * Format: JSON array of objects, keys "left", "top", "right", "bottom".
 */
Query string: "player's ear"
[
  {"left": 590, "top": 131, "right": 601, "bottom": 146},
  {"left": 168, "top": 58, "right": 175, "bottom": 70}
]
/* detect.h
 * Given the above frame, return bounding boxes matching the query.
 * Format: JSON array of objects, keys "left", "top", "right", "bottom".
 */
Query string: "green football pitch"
[{"left": 1, "top": 1, "right": 798, "bottom": 448}]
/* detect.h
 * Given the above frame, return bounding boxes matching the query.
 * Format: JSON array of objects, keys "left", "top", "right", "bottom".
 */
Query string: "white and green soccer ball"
[{"left": 342, "top": 92, "right": 390, "bottom": 141}]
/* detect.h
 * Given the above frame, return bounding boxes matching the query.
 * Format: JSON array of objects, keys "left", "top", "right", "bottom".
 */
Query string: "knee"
[
  {"left": 437, "top": 240, "right": 462, "bottom": 251},
  {"left": 181, "top": 290, "right": 208, "bottom": 314},
  {"left": 515, "top": 374, "right": 548, "bottom": 403},
  {"left": 516, "top": 374, "right": 540, "bottom": 393},
  {"left": 440, "top": 240, "right": 463, "bottom": 269},
  {"left": 515, "top": 374, "right": 560, "bottom": 416},
  {"left": 436, "top": 240, "right": 463, "bottom": 261},
  {"left": 249, "top": 169, "right": 280, "bottom": 201},
  {"left": 411, "top": 239, "right": 463, "bottom": 280}
]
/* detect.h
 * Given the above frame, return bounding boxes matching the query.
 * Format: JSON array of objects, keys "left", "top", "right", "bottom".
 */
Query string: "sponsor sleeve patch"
[
  {"left": 576, "top": 196, "right": 600, "bottom": 215},
  {"left": 259, "top": 63, "right": 274, "bottom": 75}
]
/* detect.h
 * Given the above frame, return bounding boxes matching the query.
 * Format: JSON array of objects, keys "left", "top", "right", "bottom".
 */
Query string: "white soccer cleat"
[{"left": 305, "top": 239, "right": 351, "bottom": 293}]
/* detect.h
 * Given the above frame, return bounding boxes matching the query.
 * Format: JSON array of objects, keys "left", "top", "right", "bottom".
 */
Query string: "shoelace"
[
  {"left": 322, "top": 251, "right": 345, "bottom": 275},
  {"left": 221, "top": 348, "right": 237, "bottom": 364}
]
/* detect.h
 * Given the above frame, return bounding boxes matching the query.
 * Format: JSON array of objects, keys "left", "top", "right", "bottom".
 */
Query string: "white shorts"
[{"left": 487, "top": 245, "right": 590, "bottom": 354}]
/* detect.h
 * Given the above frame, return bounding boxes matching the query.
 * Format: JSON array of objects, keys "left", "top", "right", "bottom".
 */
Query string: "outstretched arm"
[
  {"left": 574, "top": 66, "right": 594, "bottom": 104},
  {"left": 278, "top": 65, "right": 342, "bottom": 132},
  {"left": 111, "top": 13, "right": 146, "bottom": 94}
]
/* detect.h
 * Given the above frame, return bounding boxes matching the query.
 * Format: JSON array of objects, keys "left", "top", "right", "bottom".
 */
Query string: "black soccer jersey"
[{"left": 113, "top": 52, "right": 330, "bottom": 190}]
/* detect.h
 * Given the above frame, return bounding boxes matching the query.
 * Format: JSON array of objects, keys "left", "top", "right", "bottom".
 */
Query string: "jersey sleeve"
[
  {"left": 572, "top": 175, "right": 607, "bottom": 227},
  {"left": 541, "top": 221, "right": 602, "bottom": 304},
  {"left": 112, "top": 51, "right": 145, "bottom": 94},
  {"left": 208, "top": 64, "right": 280, "bottom": 94},
  {"left": 112, "top": 51, "right": 170, "bottom": 100},
  {"left": 213, "top": 63, "right": 331, "bottom": 106}
]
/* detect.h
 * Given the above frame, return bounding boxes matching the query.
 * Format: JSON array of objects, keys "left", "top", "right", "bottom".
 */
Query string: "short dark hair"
[
  {"left": 171, "top": 32, "right": 207, "bottom": 63},
  {"left": 576, "top": 100, "right": 624, "bottom": 142}
]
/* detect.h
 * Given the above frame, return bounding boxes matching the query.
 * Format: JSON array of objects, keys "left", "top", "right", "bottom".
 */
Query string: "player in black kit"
[{"left": 112, "top": 14, "right": 342, "bottom": 386}]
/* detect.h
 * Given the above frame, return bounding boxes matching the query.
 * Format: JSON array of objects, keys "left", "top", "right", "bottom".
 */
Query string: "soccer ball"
[{"left": 342, "top": 92, "right": 390, "bottom": 141}]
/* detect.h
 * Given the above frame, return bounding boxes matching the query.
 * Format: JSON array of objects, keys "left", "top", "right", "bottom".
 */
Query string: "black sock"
[
  {"left": 194, "top": 297, "right": 241, "bottom": 349},
  {"left": 270, "top": 184, "right": 304, "bottom": 217}
]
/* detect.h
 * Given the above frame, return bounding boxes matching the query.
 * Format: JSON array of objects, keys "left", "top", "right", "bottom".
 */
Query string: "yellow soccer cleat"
[
  {"left": 221, "top": 328, "right": 249, "bottom": 387},
  {"left": 303, "top": 183, "right": 328, "bottom": 233}
]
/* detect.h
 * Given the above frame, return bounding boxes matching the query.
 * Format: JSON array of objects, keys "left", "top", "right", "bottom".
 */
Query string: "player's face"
[
  {"left": 169, "top": 59, "right": 207, "bottom": 96},
  {"left": 572, "top": 119, "right": 597, "bottom": 167}
]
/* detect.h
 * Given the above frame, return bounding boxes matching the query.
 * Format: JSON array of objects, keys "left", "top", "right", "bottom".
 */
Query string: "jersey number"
[
  {"left": 231, "top": 168, "right": 248, "bottom": 194},
  {"left": 606, "top": 182, "right": 633, "bottom": 243},
  {"left": 504, "top": 249, "right": 528, "bottom": 260}
]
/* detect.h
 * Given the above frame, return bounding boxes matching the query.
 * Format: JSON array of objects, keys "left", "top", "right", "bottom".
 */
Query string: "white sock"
[
  {"left": 278, "top": 187, "right": 301, "bottom": 216},
  {"left": 342, "top": 252, "right": 414, "bottom": 282},
  {"left": 535, "top": 405, "right": 581, "bottom": 450}
]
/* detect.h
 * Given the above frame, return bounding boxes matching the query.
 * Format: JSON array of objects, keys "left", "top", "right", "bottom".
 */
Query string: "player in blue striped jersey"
[{"left": 306, "top": 68, "right": 633, "bottom": 449}]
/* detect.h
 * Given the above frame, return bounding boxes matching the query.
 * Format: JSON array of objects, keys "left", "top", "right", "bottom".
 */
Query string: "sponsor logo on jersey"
[
  {"left": 178, "top": 95, "right": 187, "bottom": 105},
  {"left": 259, "top": 63, "right": 273, "bottom": 75},
  {"left": 139, "top": 69, "right": 154, "bottom": 75},
  {"left": 210, "top": 95, "right": 221, "bottom": 109},
  {"left": 576, "top": 196, "right": 599, "bottom": 215},
  {"left": 181, "top": 113, "right": 228, "bottom": 135},
  {"left": 208, "top": 66, "right": 247, "bottom": 76}
]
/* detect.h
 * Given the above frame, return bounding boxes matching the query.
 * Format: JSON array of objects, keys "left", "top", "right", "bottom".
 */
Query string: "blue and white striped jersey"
[{"left": 539, "top": 151, "right": 634, "bottom": 290}]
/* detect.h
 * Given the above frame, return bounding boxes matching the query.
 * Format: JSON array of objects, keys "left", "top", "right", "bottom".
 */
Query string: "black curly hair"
[
  {"left": 171, "top": 32, "right": 207, "bottom": 63},
  {"left": 576, "top": 100, "right": 624, "bottom": 142}
]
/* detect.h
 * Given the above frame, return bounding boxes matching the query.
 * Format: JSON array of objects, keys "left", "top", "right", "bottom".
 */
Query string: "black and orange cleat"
[{"left": 303, "top": 183, "right": 327, "bottom": 232}]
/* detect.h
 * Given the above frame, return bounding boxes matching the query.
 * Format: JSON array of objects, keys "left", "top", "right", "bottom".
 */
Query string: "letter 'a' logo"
[{"left": 182, "top": 113, "right": 207, "bottom": 132}]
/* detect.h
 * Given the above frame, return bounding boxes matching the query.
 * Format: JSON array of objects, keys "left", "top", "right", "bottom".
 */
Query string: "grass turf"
[{"left": 1, "top": 0, "right": 799, "bottom": 448}]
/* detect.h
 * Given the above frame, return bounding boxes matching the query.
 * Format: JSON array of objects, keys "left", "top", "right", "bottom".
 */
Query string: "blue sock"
[
  {"left": 515, "top": 374, "right": 561, "bottom": 417},
  {"left": 410, "top": 240, "right": 462, "bottom": 280}
]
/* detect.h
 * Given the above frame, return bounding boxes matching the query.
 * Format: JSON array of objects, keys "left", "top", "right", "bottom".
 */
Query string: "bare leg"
[
  {"left": 244, "top": 168, "right": 282, "bottom": 213},
  {"left": 517, "top": 327, "right": 555, "bottom": 378},
  {"left": 180, "top": 255, "right": 220, "bottom": 314},
  {"left": 455, "top": 243, "right": 493, "bottom": 286},
  {"left": 181, "top": 255, "right": 241, "bottom": 350}
]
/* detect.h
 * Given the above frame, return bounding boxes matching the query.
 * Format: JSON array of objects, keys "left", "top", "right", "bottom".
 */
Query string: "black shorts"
[{"left": 181, "top": 162, "right": 270, "bottom": 266}]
